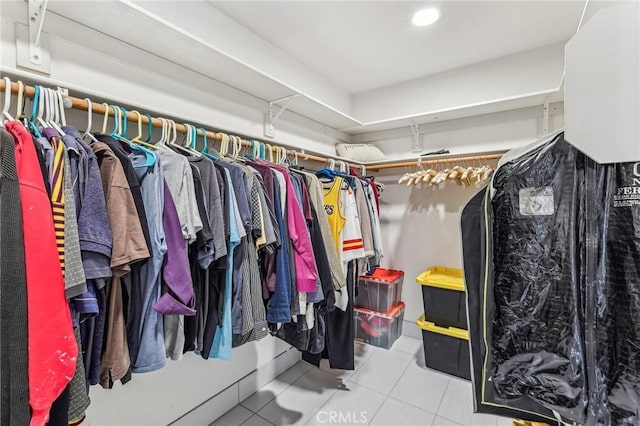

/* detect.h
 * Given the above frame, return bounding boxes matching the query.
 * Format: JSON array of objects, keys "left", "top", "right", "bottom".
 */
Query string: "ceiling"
[{"left": 210, "top": 0, "right": 589, "bottom": 94}]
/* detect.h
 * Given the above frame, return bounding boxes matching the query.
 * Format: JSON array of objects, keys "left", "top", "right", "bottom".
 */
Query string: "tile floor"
[{"left": 211, "top": 336, "right": 516, "bottom": 426}]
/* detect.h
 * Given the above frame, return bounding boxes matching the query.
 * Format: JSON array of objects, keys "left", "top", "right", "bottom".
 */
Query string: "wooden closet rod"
[
  {"left": 0, "top": 79, "right": 361, "bottom": 169},
  {"left": 366, "top": 153, "right": 504, "bottom": 171}
]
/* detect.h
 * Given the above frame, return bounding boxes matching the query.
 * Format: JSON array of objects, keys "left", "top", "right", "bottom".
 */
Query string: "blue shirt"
[{"left": 209, "top": 168, "right": 240, "bottom": 360}]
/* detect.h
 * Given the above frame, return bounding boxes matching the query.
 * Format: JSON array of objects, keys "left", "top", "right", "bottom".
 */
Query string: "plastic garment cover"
[
  {"left": 590, "top": 161, "right": 640, "bottom": 425},
  {"left": 464, "top": 132, "right": 640, "bottom": 425},
  {"left": 461, "top": 187, "right": 552, "bottom": 423}
]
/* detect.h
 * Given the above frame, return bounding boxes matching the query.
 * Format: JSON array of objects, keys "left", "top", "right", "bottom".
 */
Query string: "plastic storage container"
[
  {"left": 354, "top": 302, "right": 405, "bottom": 349},
  {"left": 417, "top": 267, "right": 467, "bottom": 329},
  {"left": 355, "top": 268, "right": 404, "bottom": 313},
  {"left": 417, "top": 314, "right": 471, "bottom": 380}
]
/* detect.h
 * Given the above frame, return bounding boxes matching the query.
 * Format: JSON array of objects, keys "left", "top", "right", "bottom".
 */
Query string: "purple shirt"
[{"left": 153, "top": 181, "right": 196, "bottom": 316}]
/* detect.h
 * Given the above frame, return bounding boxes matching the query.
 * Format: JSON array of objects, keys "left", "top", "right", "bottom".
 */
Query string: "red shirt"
[{"left": 6, "top": 122, "right": 77, "bottom": 426}]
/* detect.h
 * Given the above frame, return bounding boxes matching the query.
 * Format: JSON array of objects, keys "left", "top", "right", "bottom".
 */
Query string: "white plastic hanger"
[
  {"left": 36, "top": 86, "right": 48, "bottom": 131},
  {"left": 57, "top": 90, "right": 67, "bottom": 127},
  {"left": 1, "top": 77, "right": 14, "bottom": 126},
  {"left": 51, "top": 89, "right": 67, "bottom": 136},
  {"left": 219, "top": 133, "right": 229, "bottom": 157},
  {"left": 15, "top": 80, "right": 24, "bottom": 120},
  {"left": 166, "top": 119, "right": 200, "bottom": 157},
  {"left": 82, "top": 98, "right": 100, "bottom": 143}
]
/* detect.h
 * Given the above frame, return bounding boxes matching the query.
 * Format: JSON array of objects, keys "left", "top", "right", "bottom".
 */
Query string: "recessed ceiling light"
[{"left": 412, "top": 8, "right": 441, "bottom": 27}]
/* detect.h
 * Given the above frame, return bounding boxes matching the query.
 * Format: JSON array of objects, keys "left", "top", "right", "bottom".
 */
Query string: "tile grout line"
[
  {"left": 365, "top": 395, "right": 388, "bottom": 425},
  {"left": 434, "top": 378, "right": 452, "bottom": 416},
  {"left": 301, "top": 369, "right": 342, "bottom": 422},
  {"left": 259, "top": 364, "right": 340, "bottom": 425},
  {"left": 255, "top": 412, "right": 278, "bottom": 426},
  {"left": 240, "top": 362, "right": 308, "bottom": 413},
  {"left": 432, "top": 416, "right": 463, "bottom": 426},
  {"left": 385, "top": 355, "right": 413, "bottom": 396},
  {"left": 385, "top": 394, "right": 440, "bottom": 416}
]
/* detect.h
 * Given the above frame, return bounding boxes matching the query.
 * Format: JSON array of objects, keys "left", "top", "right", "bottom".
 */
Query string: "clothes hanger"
[
  {"left": 127, "top": 109, "right": 159, "bottom": 168},
  {"left": 165, "top": 119, "right": 200, "bottom": 157},
  {"left": 184, "top": 124, "right": 203, "bottom": 158},
  {"left": 41, "top": 87, "right": 54, "bottom": 131},
  {"left": 266, "top": 143, "right": 273, "bottom": 163},
  {"left": 81, "top": 98, "right": 100, "bottom": 143},
  {"left": 100, "top": 103, "right": 110, "bottom": 134},
  {"left": 155, "top": 117, "right": 166, "bottom": 146},
  {"left": 15, "top": 80, "right": 24, "bottom": 121},
  {"left": 185, "top": 124, "right": 207, "bottom": 158},
  {"left": 36, "top": 86, "right": 50, "bottom": 132},
  {"left": 259, "top": 141, "right": 266, "bottom": 160},
  {"left": 142, "top": 113, "right": 152, "bottom": 143},
  {"left": 28, "top": 85, "right": 42, "bottom": 136},
  {"left": 219, "top": 133, "right": 229, "bottom": 158},
  {"left": 317, "top": 158, "right": 340, "bottom": 180},
  {"left": 51, "top": 89, "right": 67, "bottom": 136},
  {"left": 230, "top": 135, "right": 242, "bottom": 159},
  {"left": 1, "top": 77, "right": 14, "bottom": 127},
  {"left": 198, "top": 127, "right": 219, "bottom": 160},
  {"left": 130, "top": 110, "right": 158, "bottom": 150},
  {"left": 108, "top": 104, "right": 120, "bottom": 137},
  {"left": 115, "top": 106, "right": 156, "bottom": 167}
]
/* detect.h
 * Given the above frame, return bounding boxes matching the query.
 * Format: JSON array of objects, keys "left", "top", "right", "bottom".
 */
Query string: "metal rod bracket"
[
  {"left": 410, "top": 121, "right": 423, "bottom": 152},
  {"left": 542, "top": 97, "right": 550, "bottom": 135},
  {"left": 27, "top": 0, "right": 48, "bottom": 66},
  {"left": 264, "top": 94, "right": 299, "bottom": 138}
]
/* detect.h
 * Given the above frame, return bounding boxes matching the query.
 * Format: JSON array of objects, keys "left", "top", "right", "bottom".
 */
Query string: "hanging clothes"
[
  {"left": 0, "top": 86, "right": 387, "bottom": 425},
  {"left": 0, "top": 128, "right": 30, "bottom": 425},
  {"left": 209, "top": 167, "right": 241, "bottom": 360},
  {"left": 156, "top": 146, "right": 201, "bottom": 360},
  {"left": 127, "top": 153, "right": 167, "bottom": 373},
  {"left": 90, "top": 138, "right": 150, "bottom": 388},
  {"left": 6, "top": 121, "right": 78, "bottom": 426}
]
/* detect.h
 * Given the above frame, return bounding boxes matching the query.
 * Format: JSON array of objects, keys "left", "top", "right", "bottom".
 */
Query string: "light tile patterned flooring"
[{"left": 211, "top": 336, "right": 514, "bottom": 426}]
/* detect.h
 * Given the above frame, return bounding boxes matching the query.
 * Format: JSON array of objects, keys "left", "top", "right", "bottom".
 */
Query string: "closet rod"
[
  {"left": 0, "top": 79, "right": 360, "bottom": 169},
  {"left": 366, "top": 153, "right": 504, "bottom": 171}
]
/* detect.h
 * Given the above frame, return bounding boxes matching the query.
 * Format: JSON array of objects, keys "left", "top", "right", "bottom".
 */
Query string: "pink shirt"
[{"left": 260, "top": 162, "right": 319, "bottom": 292}]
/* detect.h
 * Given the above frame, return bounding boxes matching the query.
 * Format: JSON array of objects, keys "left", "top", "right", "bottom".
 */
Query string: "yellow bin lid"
[
  {"left": 417, "top": 315, "right": 469, "bottom": 340},
  {"left": 416, "top": 266, "right": 464, "bottom": 292}
]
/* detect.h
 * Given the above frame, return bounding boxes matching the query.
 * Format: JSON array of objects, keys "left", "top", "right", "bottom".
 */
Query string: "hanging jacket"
[
  {"left": 0, "top": 128, "right": 30, "bottom": 425},
  {"left": 6, "top": 121, "right": 78, "bottom": 426}
]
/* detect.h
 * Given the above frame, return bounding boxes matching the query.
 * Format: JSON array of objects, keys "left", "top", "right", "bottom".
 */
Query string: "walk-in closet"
[{"left": 0, "top": 1, "right": 638, "bottom": 425}]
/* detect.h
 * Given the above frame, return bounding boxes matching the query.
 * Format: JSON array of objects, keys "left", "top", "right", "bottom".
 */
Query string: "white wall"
[
  {"left": 374, "top": 112, "right": 565, "bottom": 337},
  {"left": 352, "top": 43, "right": 564, "bottom": 124}
]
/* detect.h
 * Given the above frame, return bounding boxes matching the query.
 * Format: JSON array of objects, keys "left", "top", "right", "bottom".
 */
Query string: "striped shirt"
[{"left": 51, "top": 136, "right": 66, "bottom": 275}]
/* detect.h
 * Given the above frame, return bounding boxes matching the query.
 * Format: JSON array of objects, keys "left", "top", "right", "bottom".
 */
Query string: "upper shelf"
[
  {"left": 33, "top": 0, "right": 564, "bottom": 136},
  {"left": 37, "top": 0, "right": 362, "bottom": 130}
]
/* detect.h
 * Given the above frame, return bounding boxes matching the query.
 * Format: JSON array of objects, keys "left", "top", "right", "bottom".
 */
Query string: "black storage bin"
[
  {"left": 417, "top": 315, "right": 471, "bottom": 380},
  {"left": 417, "top": 267, "right": 467, "bottom": 329}
]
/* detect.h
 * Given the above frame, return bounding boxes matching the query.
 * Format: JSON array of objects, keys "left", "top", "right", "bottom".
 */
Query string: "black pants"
[{"left": 303, "top": 261, "right": 355, "bottom": 370}]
